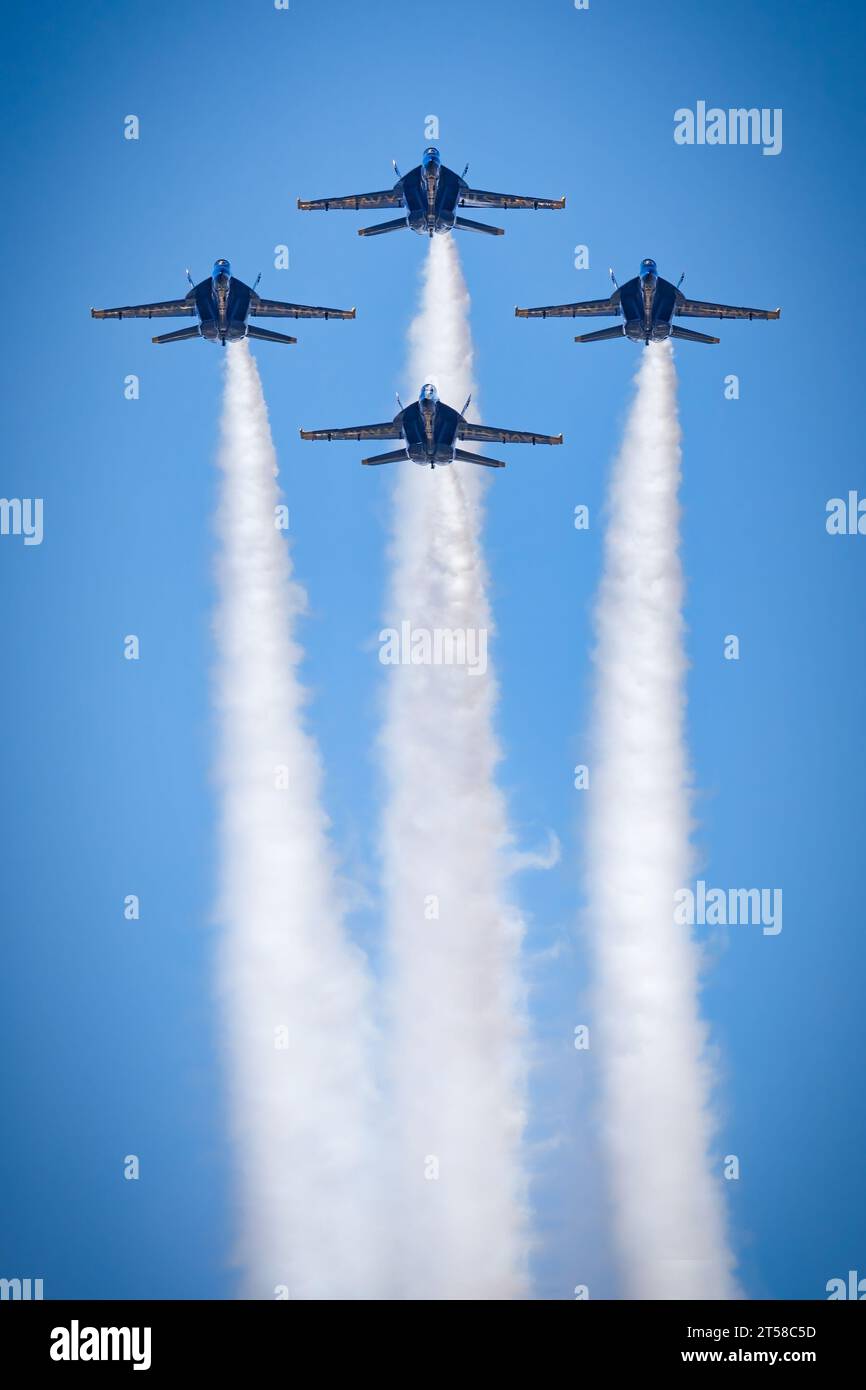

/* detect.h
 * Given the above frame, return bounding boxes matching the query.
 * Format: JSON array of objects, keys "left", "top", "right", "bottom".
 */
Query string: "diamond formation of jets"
[
  {"left": 300, "top": 383, "right": 563, "bottom": 468},
  {"left": 516, "top": 258, "right": 781, "bottom": 345},
  {"left": 91, "top": 259, "right": 355, "bottom": 346},
  {"left": 298, "top": 146, "right": 565, "bottom": 238}
]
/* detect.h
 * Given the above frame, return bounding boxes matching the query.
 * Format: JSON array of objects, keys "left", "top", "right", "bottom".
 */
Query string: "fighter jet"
[
  {"left": 300, "top": 383, "right": 563, "bottom": 468},
  {"left": 91, "top": 259, "right": 355, "bottom": 345},
  {"left": 298, "top": 146, "right": 565, "bottom": 238},
  {"left": 516, "top": 258, "right": 781, "bottom": 345}
]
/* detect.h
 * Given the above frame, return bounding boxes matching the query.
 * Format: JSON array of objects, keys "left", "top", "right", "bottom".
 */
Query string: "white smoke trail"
[
  {"left": 381, "top": 236, "right": 528, "bottom": 1300},
  {"left": 214, "top": 341, "right": 380, "bottom": 1300},
  {"left": 586, "top": 342, "right": 738, "bottom": 1299}
]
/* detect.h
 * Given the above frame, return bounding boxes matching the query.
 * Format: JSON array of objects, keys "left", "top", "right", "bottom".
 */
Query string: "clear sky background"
[{"left": 1, "top": 0, "right": 864, "bottom": 1300}]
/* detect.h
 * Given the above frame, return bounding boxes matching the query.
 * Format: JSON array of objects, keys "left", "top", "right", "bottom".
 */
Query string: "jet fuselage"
[
  {"left": 195, "top": 261, "right": 253, "bottom": 344},
  {"left": 400, "top": 396, "right": 464, "bottom": 464},
  {"left": 402, "top": 161, "right": 465, "bottom": 236},
  {"left": 619, "top": 271, "right": 679, "bottom": 345}
]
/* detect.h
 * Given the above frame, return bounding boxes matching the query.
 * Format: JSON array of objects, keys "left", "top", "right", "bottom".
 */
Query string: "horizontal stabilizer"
[
  {"left": 246, "top": 325, "right": 298, "bottom": 344},
  {"left": 574, "top": 325, "right": 626, "bottom": 344},
  {"left": 358, "top": 217, "right": 409, "bottom": 237},
  {"left": 669, "top": 325, "right": 720, "bottom": 345},
  {"left": 453, "top": 448, "right": 505, "bottom": 469},
  {"left": 453, "top": 216, "right": 504, "bottom": 236},
  {"left": 361, "top": 448, "right": 409, "bottom": 466},
  {"left": 151, "top": 325, "right": 202, "bottom": 345}
]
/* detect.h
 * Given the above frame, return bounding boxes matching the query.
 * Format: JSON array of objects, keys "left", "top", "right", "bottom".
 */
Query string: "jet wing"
[
  {"left": 676, "top": 294, "right": 780, "bottom": 320},
  {"left": 91, "top": 297, "right": 196, "bottom": 319},
  {"left": 459, "top": 188, "right": 565, "bottom": 210},
  {"left": 515, "top": 295, "right": 620, "bottom": 318},
  {"left": 297, "top": 190, "right": 404, "bottom": 211},
  {"left": 251, "top": 297, "right": 355, "bottom": 320},
  {"left": 458, "top": 423, "right": 563, "bottom": 446},
  {"left": 300, "top": 423, "right": 400, "bottom": 441}
]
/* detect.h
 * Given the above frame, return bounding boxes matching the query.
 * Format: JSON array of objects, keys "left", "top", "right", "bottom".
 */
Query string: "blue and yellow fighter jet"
[
  {"left": 298, "top": 146, "right": 565, "bottom": 238},
  {"left": 300, "top": 382, "right": 562, "bottom": 468},
  {"left": 91, "top": 259, "right": 355, "bottom": 345},
  {"left": 516, "top": 258, "right": 781, "bottom": 344}
]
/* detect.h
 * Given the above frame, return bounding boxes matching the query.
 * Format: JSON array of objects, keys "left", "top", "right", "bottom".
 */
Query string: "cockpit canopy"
[
  {"left": 213, "top": 258, "right": 231, "bottom": 279},
  {"left": 639, "top": 257, "right": 657, "bottom": 279},
  {"left": 419, "top": 382, "right": 439, "bottom": 404},
  {"left": 421, "top": 146, "right": 441, "bottom": 171}
]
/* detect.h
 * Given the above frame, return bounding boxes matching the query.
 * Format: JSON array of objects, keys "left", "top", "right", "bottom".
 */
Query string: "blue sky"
[{"left": 1, "top": 0, "right": 864, "bottom": 1299}]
